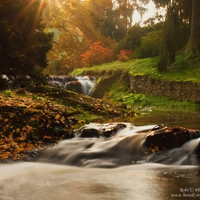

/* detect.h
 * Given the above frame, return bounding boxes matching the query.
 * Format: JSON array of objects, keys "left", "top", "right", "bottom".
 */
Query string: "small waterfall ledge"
[{"left": 48, "top": 75, "right": 95, "bottom": 96}]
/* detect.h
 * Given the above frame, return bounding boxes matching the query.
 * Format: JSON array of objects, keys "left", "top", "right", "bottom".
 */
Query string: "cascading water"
[
  {"left": 34, "top": 123, "right": 200, "bottom": 167},
  {"left": 1, "top": 122, "right": 200, "bottom": 200},
  {"left": 48, "top": 75, "right": 95, "bottom": 95},
  {"left": 74, "top": 76, "right": 95, "bottom": 96}
]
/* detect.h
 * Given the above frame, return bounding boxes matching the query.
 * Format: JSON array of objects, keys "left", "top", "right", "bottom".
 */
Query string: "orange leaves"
[
  {"left": 0, "top": 92, "right": 78, "bottom": 161},
  {"left": 55, "top": 113, "right": 61, "bottom": 120},
  {"left": 16, "top": 128, "right": 20, "bottom": 133},
  {"left": 81, "top": 42, "right": 114, "bottom": 67},
  {"left": 0, "top": 138, "right": 35, "bottom": 160},
  {"left": 117, "top": 49, "right": 132, "bottom": 62}
]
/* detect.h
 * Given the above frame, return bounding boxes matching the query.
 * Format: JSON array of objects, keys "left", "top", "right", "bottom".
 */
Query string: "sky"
[{"left": 132, "top": 0, "right": 166, "bottom": 25}]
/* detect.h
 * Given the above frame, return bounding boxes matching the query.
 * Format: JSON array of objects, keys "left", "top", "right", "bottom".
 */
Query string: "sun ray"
[
  {"left": 31, "top": 0, "right": 45, "bottom": 33},
  {"left": 47, "top": 0, "right": 52, "bottom": 13},
  {"left": 14, "top": 0, "right": 35, "bottom": 24}
]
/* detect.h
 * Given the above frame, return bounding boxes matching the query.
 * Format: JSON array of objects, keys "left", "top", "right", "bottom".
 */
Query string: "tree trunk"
[{"left": 186, "top": 0, "right": 200, "bottom": 53}]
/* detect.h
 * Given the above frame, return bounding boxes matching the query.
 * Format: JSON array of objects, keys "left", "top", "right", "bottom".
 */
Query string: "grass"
[
  {"left": 120, "top": 93, "right": 199, "bottom": 111},
  {"left": 71, "top": 55, "right": 200, "bottom": 111},
  {"left": 71, "top": 55, "right": 200, "bottom": 82}
]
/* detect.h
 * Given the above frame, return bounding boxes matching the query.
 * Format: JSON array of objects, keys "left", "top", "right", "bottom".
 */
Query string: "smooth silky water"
[{"left": 0, "top": 111, "right": 200, "bottom": 200}]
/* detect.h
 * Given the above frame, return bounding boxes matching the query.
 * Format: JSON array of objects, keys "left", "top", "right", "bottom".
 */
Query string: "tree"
[
  {"left": 152, "top": 0, "right": 194, "bottom": 70},
  {"left": 115, "top": 21, "right": 163, "bottom": 54},
  {"left": 88, "top": 0, "right": 150, "bottom": 42},
  {"left": 43, "top": 0, "right": 116, "bottom": 73},
  {"left": 0, "top": 0, "right": 53, "bottom": 86},
  {"left": 153, "top": 0, "right": 200, "bottom": 59},
  {"left": 135, "top": 29, "right": 162, "bottom": 58},
  {"left": 44, "top": 0, "right": 151, "bottom": 74},
  {"left": 186, "top": 0, "right": 200, "bottom": 54}
]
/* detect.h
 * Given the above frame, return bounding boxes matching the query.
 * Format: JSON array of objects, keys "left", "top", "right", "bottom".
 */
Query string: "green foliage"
[
  {"left": 155, "top": 0, "right": 191, "bottom": 71},
  {"left": 122, "top": 93, "right": 148, "bottom": 107},
  {"left": 3, "top": 90, "right": 15, "bottom": 97},
  {"left": 42, "top": 85, "right": 53, "bottom": 93},
  {"left": 43, "top": 60, "right": 61, "bottom": 75},
  {"left": 71, "top": 55, "right": 200, "bottom": 83},
  {"left": 121, "top": 93, "right": 198, "bottom": 110},
  {"left": 135, "top": 30, "right": 162, "bottom": 58},
  {"left": 115, "top": 24, "right": 150, "bottom": 52},
  {"left": 115, "top": 22, "right": 164, "bottom": 54}
]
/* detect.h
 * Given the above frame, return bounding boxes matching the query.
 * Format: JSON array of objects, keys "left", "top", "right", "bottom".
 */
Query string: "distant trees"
[
  {"left": 0, "top": 0, "right": 53, "bottom": 87},
  {"left": 42, "top": 0, "right": 200, "bottom": 73},
  {"left": 44, "top": 0, "right": 150, "bottom": 73},
  {"left": 43, "top": 0, "right": 114, "bottom": 74},
  {"left": 115, "top": 21, "right": 164, "bottom": 58},
  {"left": 151, "top": 0, "right": 200, "bottom": 70},
  {"left": 89, "top": 0, "right": 147, "bottom": 42}
]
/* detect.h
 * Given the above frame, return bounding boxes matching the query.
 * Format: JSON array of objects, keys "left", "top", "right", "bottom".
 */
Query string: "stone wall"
[{"left": 130, "top": 75, "right": 200, "bottom": 102}]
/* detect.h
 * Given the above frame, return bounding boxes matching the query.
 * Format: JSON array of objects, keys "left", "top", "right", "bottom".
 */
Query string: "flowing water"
[
  {"left": 1, "top": 111, "right": 200, "bottom": 200},
  {"left": 48, "top": 75, "right": 95, "bottom": 95}
]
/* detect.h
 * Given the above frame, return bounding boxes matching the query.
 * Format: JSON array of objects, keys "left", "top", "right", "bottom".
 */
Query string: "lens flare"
[{"left": 14, "top": 0, "right": 35, "bottom": 24}]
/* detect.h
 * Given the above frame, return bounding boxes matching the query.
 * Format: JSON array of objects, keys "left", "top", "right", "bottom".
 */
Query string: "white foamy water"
[
  {"left": 76, "top": 76, "right": 95, "bottom": 95},
  {"left": 48, "top": 75, "right": 95, "bottom": 95},
  {"left": 1, "top": 123, "right": 200, "bottom": 200}
]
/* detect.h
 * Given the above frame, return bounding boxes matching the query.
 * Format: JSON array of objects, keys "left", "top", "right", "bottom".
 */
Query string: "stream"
[{"left": 0, "top": 110, "right": 200, "bottom": 200}]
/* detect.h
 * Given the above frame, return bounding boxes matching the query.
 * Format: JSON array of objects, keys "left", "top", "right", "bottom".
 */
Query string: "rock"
[
  {"left": 75, "top": 123, "right": 127, "bottom": 138},
  {"left": 103, "top": 123, "right": 126, "bottom": 137},
  {"left": 65, "top": 81, "right": 83, "bottom": 94},
  {"left": 80, "top": 128, "right": 100, "bottom": 138},
  {"left": 144, "top": 125, "right": 200, "bottom": 152}
]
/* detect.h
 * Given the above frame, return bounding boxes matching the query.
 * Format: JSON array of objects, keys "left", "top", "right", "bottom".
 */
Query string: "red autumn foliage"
[
  {"left": 81, "top": 42, "right": 114, "bottom": 67},
  {"left": 117, "top": 49, "right": 132, "bottom": 61}
]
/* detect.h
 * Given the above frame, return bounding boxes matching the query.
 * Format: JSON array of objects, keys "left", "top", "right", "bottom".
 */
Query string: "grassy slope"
[
  {"left": 71, "top": 56, "right": 200, "bottom": 110},
  {"left": 71, "top": 56, "right": 200, "bottom": 82}
]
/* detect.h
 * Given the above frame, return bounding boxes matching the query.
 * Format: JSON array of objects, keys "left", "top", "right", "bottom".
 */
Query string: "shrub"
[
  {"left": 135, "top": 30, "right": 162, "bottom": 58},
  {"left": 81, "top": 42, "right": 114, "bottom": 67},
  {"left": 117, "top": 49, "right": 132, "bottom": 61}
]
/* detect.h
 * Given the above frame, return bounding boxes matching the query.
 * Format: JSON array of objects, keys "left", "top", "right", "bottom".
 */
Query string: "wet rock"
[
  {"left": 144, "top": 125, "right": 200, "bottom": 152},
  {"left": 75, "top": 123, "right": 127, "bottom": 138},
  {"left": 80, "top": 128, "right": 100, "bottom": 138},
  {"left": 65, "top": 81, "right": 83, "bottom": 94},
  {"left": 103, "top": 124, "right": 127, "bottom": 137}
]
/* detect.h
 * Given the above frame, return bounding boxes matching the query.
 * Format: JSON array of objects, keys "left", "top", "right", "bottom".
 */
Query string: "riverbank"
[{"left": 0, "top": 87, "right": 135, "bottom": 162}]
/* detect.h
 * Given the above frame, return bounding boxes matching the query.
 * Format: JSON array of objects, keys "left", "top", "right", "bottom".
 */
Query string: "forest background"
[{"left": 0, "top": 0, "right": 200, "bottom": 88}]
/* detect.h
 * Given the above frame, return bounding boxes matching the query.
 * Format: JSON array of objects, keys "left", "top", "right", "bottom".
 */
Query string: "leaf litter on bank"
[
  {"left": 0, "top": 93, "right": 77, "bottom": 160},
  {"left": 0, "top": 88, "right": 135, "bottom": 161}
]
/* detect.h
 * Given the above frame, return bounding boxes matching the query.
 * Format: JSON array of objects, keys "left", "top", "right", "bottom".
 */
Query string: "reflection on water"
[{"left": 116, "top": 109, "right": 200, "bottom": 129}]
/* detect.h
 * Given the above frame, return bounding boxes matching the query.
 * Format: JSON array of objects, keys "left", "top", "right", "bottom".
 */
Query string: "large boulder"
[{"left": 144, "top": 125, "right": 200, "bottom": 153}]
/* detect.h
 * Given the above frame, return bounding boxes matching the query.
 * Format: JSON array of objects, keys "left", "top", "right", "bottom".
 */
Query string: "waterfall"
[
  {"left": 75, "top": 76, "right": 95, "bottom": 95},
  {"left": 48, "top": 75, "right": 95, "bottom": 95}
]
